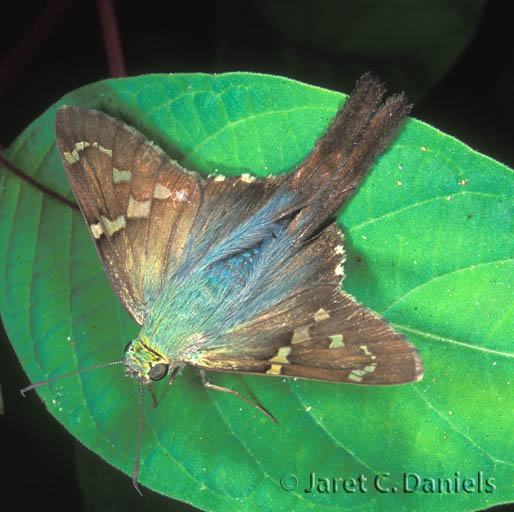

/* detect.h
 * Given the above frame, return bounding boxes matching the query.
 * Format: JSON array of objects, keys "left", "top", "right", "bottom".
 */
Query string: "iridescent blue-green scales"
[
  {"left": 137, "top": 189, "right": 301, "bottom": 369},
  {"left": 54, "top": 73, "right": 423, "bottom": 390}
]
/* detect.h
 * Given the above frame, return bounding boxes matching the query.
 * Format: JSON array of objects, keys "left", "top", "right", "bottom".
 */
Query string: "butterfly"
[{"left": 24, "top": 73, "right": 423, "bottom": 493}]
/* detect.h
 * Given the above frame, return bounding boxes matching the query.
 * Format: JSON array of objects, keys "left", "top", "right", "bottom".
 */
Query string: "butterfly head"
[{"left": 124, "top": 335, "right": 172, "bottom": 384}]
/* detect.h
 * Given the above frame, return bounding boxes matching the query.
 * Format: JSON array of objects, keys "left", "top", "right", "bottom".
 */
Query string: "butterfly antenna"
[
  {"left": 20, "top": 359, "right": 125, "bottom": 397},
  {"left": 132, "top": 381, "right": 145, "bottom": 497}
]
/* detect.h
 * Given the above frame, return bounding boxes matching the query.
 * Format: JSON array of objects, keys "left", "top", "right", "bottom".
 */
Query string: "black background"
[{"left": 1, "top": 1, "right": 512, "bottom": 511}]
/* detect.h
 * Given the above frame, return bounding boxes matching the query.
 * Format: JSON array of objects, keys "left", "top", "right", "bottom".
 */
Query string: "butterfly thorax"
[
  {"left": 124, "top": 335, "right": 174, "bottom": 383},
  {"left": 136, "top": 252, "right": 266, "bottom": 361}
]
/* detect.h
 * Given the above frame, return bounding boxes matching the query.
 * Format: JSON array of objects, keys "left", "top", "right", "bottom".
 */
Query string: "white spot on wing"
[
  {"left": 92, "top": 142, "right": 113, "bottom": 157},
  {"left": 113, "top": 168, "right": 132, "bottom": 183},
  {"left": 329, "top": 334, "right": 344, "bottom": 348},
  {"left": 360, "top": 345, "right": 372, "bottom": 356},
  {"left": 314, "top": 309, "right": 330, "bottom": 322},
  {"left": 75, "top": 141, "right": 89, "bottom": 152},
  {"left": 348, "top": 369, "right": 365, "bottom": 382},
  {"left": 101, "top": 215, "right": 126, "bottom": 236},
  {"left": 266, "top": 363, "right": 282, "bottom": 376},
  {"left": 269, "top": 346, "right": 291, "bottom": 364},
  {"left": 63, "top": 151, "right": 78, "bottom": 164},
  {"left": 100, "top": 146, "right": 112, "bottom": 157},
  {"left": 90, "top": 222, "right": 104, "bottom": 239},
  {"left": 64, "top": 140, "right": 113, "bottom": 163},
  {"left": 240, "top": 173, "right": 255, "bottom": 183},
  {"left": 153, "top": 183, "right": 172, "bottom": 199},
  {"left": 127, "top": 195, "right": 151, "bottom": 218}
]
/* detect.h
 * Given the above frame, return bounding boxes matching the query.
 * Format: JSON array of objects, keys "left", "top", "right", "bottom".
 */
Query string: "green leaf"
[{"left": 1, "top": 72, "right": 512, "bottom": 511}]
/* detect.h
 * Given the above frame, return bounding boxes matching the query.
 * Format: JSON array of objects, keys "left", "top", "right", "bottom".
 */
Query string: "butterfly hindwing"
[
  {"left": 185, "top": 224, "right": 422, "bottom": 384},
  {"left": 286, "top": 73, "right": 410, "bottom": 241},
  {"left": 272, "top": 291, "right": 423, "bottom": 385},
  {"left": 182, "top": 173, "right": 283, "bottom": 268},
  {"left": 55, "top": 106, "right": 203, "bottom": 324}
]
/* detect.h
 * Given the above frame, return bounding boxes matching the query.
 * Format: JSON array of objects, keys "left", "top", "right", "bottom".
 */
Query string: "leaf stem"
[
  {"left": 96, "top": 0, "right": 127, "bottom": 78},
  {"left": 0, "top": 152, "right": 79, "bottom": 211}
]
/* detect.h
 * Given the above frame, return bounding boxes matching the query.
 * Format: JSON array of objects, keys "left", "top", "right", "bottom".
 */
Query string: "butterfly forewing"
[{"left": 55, "top": 106, "right": 202, "bottom": 324}]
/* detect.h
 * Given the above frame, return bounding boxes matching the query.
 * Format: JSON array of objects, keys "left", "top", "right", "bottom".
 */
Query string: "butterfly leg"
[{"left": 200, "top": 370, "right": 278, "bottom": 424}]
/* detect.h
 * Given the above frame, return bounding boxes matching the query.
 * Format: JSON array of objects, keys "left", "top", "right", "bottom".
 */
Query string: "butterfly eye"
[
  {"left": 124, "top": 341, "right": 132, "bottom": 353},
  {"left": 148, "top": 363, "right": 169, "bottom": 381}
]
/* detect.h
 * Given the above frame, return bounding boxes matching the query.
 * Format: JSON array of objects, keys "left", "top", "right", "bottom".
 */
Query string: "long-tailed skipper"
[{"left": 23, "top": 73, "right": 423, "bottom": 492}]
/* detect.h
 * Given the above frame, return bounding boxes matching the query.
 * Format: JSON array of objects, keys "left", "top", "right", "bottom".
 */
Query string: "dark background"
[{"left": 1, "top": 1, "right": 512, "bottom": 511}]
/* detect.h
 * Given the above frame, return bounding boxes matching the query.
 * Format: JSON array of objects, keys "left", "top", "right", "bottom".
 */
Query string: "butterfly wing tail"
[{"left": 286, "top": 73, "right": 411, "bottom": 241}]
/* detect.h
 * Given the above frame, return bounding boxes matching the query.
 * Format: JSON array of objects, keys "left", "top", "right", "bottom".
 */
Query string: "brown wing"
[
  {"left": 55, "top": 106, "right": 202, "bottom": 324},
  {"left": 185, "top": 225, "right": 423, "bottom": 385}
]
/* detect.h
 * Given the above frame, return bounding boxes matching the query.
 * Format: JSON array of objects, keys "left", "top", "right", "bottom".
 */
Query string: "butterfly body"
[{"left": 54, "top": 74, "right": 423, "bottom": 389}]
